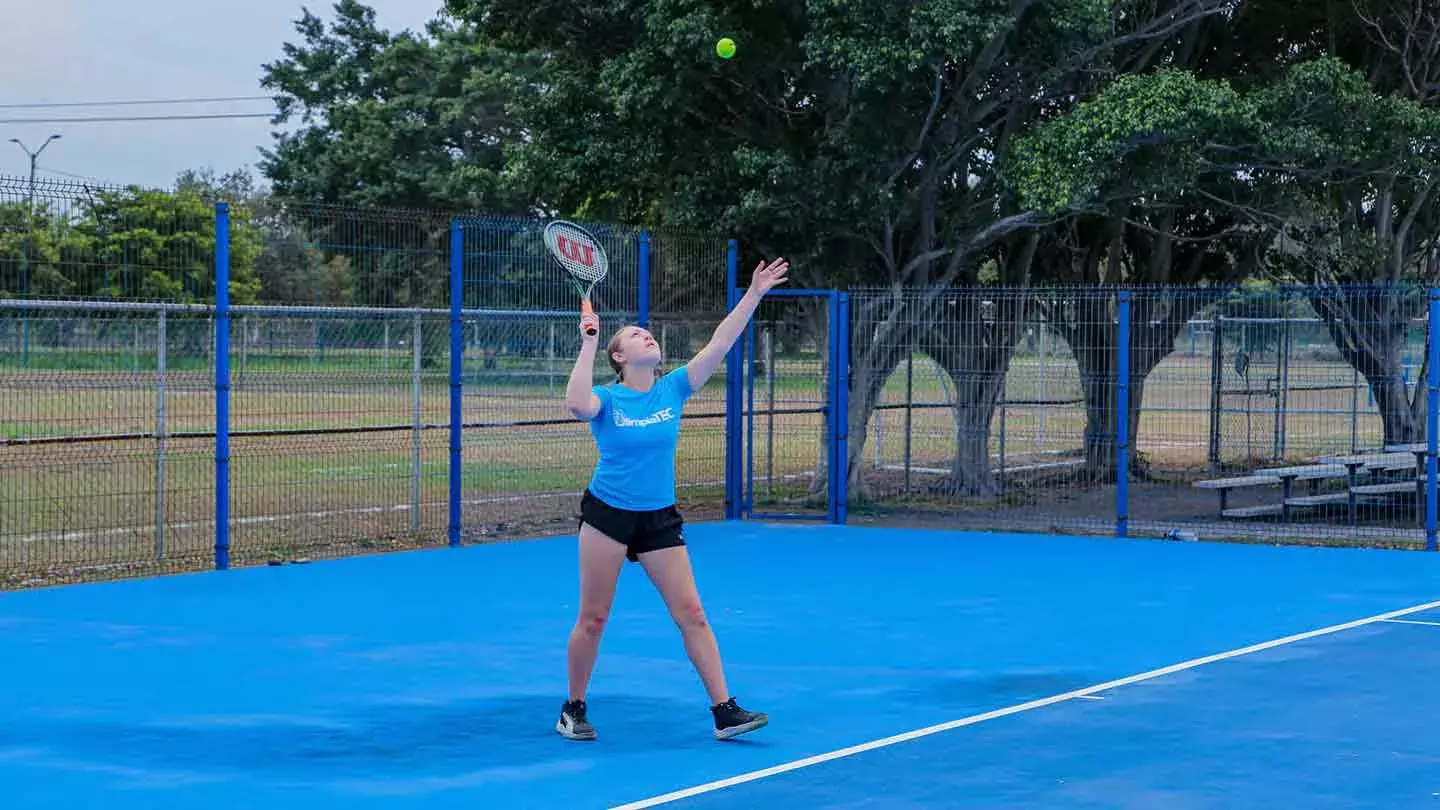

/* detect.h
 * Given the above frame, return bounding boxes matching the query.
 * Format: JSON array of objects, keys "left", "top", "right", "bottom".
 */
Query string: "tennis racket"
[{"left": 543, "top": 220, "right": 609, "bottom": 336}]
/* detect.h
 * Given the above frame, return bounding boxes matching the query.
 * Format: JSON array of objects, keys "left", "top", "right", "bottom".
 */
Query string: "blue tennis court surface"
[{"left": 3, "top": 523, "right": 1439, "bottom": 809}]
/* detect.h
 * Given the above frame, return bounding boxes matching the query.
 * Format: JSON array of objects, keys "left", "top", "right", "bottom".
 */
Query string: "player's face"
[{"left": 613, "top": 326, "right": 661, "bottom": 368}]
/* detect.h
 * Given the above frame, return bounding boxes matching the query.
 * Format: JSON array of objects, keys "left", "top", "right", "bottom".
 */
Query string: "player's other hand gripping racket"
[{"left": 543, "top": 220, "right": 609, "bottom": 337}]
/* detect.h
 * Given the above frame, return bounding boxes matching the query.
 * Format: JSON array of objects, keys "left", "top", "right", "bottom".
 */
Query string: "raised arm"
[
  {"left": 686, "top": 257, "right": 789, "bottom": 392},
  {"left": 565, "top": 311, "right": 603, "bottom": 419}
]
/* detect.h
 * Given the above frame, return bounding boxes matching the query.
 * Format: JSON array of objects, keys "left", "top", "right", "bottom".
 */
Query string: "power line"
[
  {"left": 0, "top": 112, "right": 273, "bottom": 124},
  {"left": 36, "top": 165, "right": 111, "bottom": 184},
  {"left": 0, "top": 95, "right": 275, "bottom": 109}
]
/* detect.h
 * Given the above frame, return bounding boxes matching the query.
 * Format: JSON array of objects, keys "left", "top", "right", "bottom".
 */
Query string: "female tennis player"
[{"left": 557, "top": 256, "right": 790, "bottom": 742}]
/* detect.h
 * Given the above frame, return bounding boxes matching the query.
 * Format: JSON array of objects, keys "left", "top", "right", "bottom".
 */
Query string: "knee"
[
  {"left": 672, "top": 601, "right": 709, "bottom": 632},
  {"left": 576, "top": 607, "right": 609, "bottom": 638}
]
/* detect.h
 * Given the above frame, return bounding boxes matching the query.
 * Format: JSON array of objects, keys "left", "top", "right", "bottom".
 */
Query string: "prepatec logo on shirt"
[{"left": 612, "top": 407, "right": 676, "bottom": 428}]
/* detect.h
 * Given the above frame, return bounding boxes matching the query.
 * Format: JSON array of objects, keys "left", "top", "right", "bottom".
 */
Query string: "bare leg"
[
  {"left": 568, "top": 522, "right": 629, "bottom": 701},
  {"left": 637, "top": 545, "right": 729, "bottom": 704}
]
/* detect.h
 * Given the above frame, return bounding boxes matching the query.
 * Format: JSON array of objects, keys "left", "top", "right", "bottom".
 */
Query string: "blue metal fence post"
[
  {"left": 836, "top": 292, "right": 851, "bottom": 525},
  {"left": 745, "top": 308, "right": 760, "bottom": 515},
  {"left": 724, "top": 239, "right": 741, "bottom": 520},
  {"left": 637, "top": 231, "right": 651, "bottom": 327},
  {"left": 824, "top": 292, "right": 836, "bottom": 523},
  {"left": 448, "top": 219, "right": 464, "bottom": 548},
  {"left": 213, "top": 202, "right": 231, "bottom": 570},
  {"left": 1116, "top": 291, "right": 1132, "bottom": 540},
  {"left": 1427, "top": 288, "right": 1439, "bottom": 551}
]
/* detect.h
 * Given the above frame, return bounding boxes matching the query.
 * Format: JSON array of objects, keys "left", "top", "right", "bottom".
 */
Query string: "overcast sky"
[{"left": 0, "top": 0, "right": 439, "bottom": 190}]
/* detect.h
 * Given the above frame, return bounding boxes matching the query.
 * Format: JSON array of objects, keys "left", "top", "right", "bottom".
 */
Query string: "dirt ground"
[{"left": 845, "top": 471, "right": 1430, "bottom": 551}]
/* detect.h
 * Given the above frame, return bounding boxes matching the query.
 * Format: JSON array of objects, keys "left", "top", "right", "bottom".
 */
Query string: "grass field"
[{"left": 0, "top": 338, "right": 1407, "bottom": 587}]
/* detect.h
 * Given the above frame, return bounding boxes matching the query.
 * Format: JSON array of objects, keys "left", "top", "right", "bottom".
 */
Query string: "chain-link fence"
[
  {"left": 6, "top": 172, "right": 1437, "bottom": 587},
  {"left": 0, "top": 300, "right": 216, "bottom": 582},
  {"left": 846, "top": 288, "right": 1102, "bottom": 532},
  {"left": 846, "top": 284, "right": 1438, "bottom": 550},
  {"left": 453, "top": 217, "right": 732, "bottom": 540},
  {"left": 0, "top": 177, "right": 735, "bottom": 587}
]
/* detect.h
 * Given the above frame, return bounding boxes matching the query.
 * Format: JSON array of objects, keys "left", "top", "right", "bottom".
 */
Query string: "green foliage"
[
  {"left": 448, "top": 0, "right": 1123, "bottom": 289},
  {"left": 1005, "top": 69, "right": 1252, "bottom": 214},
  {"left": 85, "top": 188, "right": 263, "bottom": 304},
  {"left": 1253, "top": 58, "right": 1440, "bottom": 285},
  {"left": 1005, "top": 54, "right": 1440, "bottom": 284},
  {"left": 253, "top": 0, "right": 1436, "bottom": 301},
  {"left": 0, "top": 188, "right": 262, "bottom": 304},
  {"left": 260, "top": 0, "right": 534, "bottom": 213},
  {"left": 0, "top": 203, "right": 81, "bottom": 298},
  {"left": 1252, "top": 58, "right": 1437, "bottom": 175}
]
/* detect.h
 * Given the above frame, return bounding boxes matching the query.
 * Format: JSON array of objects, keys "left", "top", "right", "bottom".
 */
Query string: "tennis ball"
[{"left": 716, "top": 37, "right": 736, "bottom": 59}]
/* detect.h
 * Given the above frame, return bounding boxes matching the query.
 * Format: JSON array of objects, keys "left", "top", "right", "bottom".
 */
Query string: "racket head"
[{"left": 543, "top": 220, "right": 609, "bottom": 286}]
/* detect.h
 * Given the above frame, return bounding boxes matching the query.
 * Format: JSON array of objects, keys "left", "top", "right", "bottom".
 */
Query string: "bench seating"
[{"left": 1195, "top": 452, "right": 1429, "bottom": 524}]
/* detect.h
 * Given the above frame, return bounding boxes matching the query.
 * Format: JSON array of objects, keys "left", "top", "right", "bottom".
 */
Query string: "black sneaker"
[
  {"left": 556, "top": 699, "right": 597, "bottom": 740},
  {"left": 711, "top": 697, "right": 768, "bottom": 740}
]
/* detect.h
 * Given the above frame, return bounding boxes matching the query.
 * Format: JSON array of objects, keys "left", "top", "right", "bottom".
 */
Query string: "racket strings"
[
  {"left": 544, "top": 224, "right": 608, "bottom": 283},
  {"left": 562, "top": 258, "right": 606, "bottom": 284}
]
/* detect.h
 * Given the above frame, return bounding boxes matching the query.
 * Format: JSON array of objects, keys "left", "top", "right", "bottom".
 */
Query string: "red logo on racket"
[{"left": 557, "top": 235, "right": 596, "bottom": 267}]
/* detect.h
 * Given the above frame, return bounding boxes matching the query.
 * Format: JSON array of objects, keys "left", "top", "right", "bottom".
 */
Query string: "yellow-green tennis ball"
[{"left": 716, "top": 37, "right": 736, "bottom": 59}]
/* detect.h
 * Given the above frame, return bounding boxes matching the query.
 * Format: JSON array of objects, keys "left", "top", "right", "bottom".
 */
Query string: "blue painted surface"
[
  {"left": 2, "top": 524, "right": 1438, "bottom": 809},
  {"left": 672, "top": 609, "right": 1440, "bottom": 809}
]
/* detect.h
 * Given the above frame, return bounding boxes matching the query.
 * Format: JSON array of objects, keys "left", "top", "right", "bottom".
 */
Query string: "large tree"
[
  {"left": 260, "top": 0, "right": 535, "bottom": 214},
  {"left": 1005, "top": 68, "right": 1269, "bottom": 478},
  {"left": 1011, "top": 55, "right": 1440, "bottom": 455},
  {"left": 446, "top": 0, "right": 1232, "bottom": 497},
  {"left": 258, "top": 2, "right": 526, "bottom": 320},
  {"left": 1189, "top": 0, "right": 1440, "bottom": 447},
  {"left": 1260, "top": 58, "right": 1440, "bottom": 446}
]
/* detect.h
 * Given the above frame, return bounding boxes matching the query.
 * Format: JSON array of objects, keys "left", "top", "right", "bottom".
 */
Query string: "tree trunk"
[
  {"left": 840, "top": 318, "right": 913, "bottom": 501},
  {"left": 1051, "top": 290, "right": 1210, "bottom": 480},
  {"left": 1308, "top": 287, "right": 1427, "bottom": 446},
  {"left": 1072, "top": 329, "right": 1123, "bottom": 481},
  {"left": 1368, "top": 369, "right": 1424, "bottom": 445},
  {"left": 920, "top": 295, "right": 1031, "bottom": 495},
  {"left": 945, "top": 368, "right": 1009, "bottom": 495}
]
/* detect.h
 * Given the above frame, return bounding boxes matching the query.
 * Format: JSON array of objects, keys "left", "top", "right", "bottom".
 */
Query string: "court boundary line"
[
  {"left": 609, "top": 598, "right": 1440, "bottom": 809},
  {"left": 1381, "top": 618, "right": 1440, "bottom": 627}
]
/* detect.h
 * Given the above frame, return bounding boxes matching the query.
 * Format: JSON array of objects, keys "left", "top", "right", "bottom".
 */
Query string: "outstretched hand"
[
  {"left": 748, "top": 258, "right": 789, "bottom": 296},
  {"left": 684, "top": 256, "right": 791, "bottom": 392}
]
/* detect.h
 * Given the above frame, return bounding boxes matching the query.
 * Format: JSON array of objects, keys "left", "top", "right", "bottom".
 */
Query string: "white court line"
[
  {"left": 609, "top": 598, "right": 1440, "bottom": 810},
  {"left": 1381, "top": 618, "right": 1440, "bottom": 627}
]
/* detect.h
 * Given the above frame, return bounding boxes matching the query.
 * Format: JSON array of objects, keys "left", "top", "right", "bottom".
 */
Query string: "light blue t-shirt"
[{"left": 586, "top": 364, "right": 695, "bottom": 511}]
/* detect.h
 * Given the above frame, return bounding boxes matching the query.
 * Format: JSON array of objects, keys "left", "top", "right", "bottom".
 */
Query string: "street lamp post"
[
  {"left": 10, "top": 134, "right": 61, "bottom": 221},
  {"left": 8, "top": 134, "right": 60, "bottom": 365}
]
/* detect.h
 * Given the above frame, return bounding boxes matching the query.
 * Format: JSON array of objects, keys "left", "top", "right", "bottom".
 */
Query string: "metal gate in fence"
[{"left": 729, "top": 289, "right": 849, "bottom": 522}]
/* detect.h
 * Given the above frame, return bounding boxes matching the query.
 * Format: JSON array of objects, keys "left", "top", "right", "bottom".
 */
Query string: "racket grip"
[{"left": 581, "top": 300, "right": 597, "bottom": 336}]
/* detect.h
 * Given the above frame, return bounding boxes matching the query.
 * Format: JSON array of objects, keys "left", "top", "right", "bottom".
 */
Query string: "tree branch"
[{"left": 884, "top": 68, "right": 946, "bottom": 190}]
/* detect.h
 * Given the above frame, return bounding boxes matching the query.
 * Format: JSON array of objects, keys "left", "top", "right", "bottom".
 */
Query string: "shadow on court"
[{"left": 0, "top": 693, "right": 722, "bottom": 783}]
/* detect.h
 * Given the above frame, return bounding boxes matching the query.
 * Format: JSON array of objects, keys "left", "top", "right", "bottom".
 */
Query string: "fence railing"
[
  {"left": 0, "top": 189, "right": 735, "bottom": 587},
  {"left": 830, "top": 285, "right": 1439, "bottom": 551},
  {"left": 4, "top": 179, "right": 1439, "bottom": 587}
]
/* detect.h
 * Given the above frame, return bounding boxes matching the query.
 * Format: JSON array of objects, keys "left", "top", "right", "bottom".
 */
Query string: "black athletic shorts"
[{"left": 579, "top": 489, "right": 686, "bottom": 562}]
